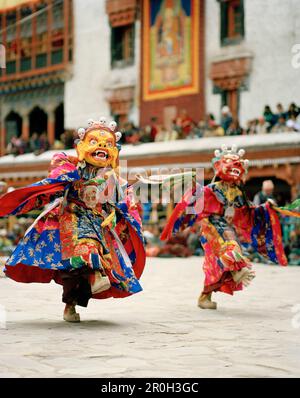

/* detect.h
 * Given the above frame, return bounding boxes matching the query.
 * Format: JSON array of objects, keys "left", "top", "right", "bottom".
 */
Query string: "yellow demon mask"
[{"left": 76, "top": 118, "right": 122, "bottom": 169}]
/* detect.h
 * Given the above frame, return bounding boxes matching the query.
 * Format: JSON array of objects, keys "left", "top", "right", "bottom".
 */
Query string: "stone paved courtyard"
[{"left": 0, "top": 257, "right": 300, "bottom": 378}]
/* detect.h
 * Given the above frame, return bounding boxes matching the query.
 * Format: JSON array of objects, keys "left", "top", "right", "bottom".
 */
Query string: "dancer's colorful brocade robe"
[
  {"left": 0, "top": 153, "right": 145, "bottom": 299},
  {"left": 161, "top": 180, "right": 288, "bottom": 295}
]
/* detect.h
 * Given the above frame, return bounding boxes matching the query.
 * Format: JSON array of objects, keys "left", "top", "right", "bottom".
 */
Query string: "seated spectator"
[
  {"left": 272, "top": 116, "right": 289, "bottom": 133},
  {"left": 166, "top": 125, "right": 179, "bottom": 141},
  {"left": 123, "top": 122, "right": 133, "bottom": 143},
  {"left": 187, "top": 121, "right": 203, "bottom": 139},
  {"left": 287, "top": 102, "right": 300, "bottom": 119},
  {"left": 186, "top": 129, "right": 198, "bottom": 140},
  {"left": 139, "top": 127, "right": 152, "bottom": 143},
  {"left": 61, "top": 130, "right": 75, "bottom": 149},
  {"left": 286, "top": 116, "right": 300, "bottom": 132},
  {"left": 187, "top": 226, "right": 204, "bottom": 256},
  {"left": 196, "top": 120, "right": 206, "bottom": 137},
  {"left": 170, "top": 119, "right": 181, "bottom": 137},
  {"left": 127, "top": 131, "right": 140, "bottom": 145},
  {"left": 158, "top": 231, "right": 193, "bottom": 258},
  {"left": 263, "top": 105, "right": 276, "bottom": 131},
  {"left": 124, "top": 124, "right": 140, "bottom": 145},
  {"left": 154, "top": 126, "right": 169, "bottom": 142},
  {"left": 246, "top": 119, "right": 257, "bottom": 135},
  {"left": 213, "top": 124, "right": 225, "bottom": 137},
  {"left": 0, "top": 229, "right": 14, "bottom": 256},
  {"left": 175, "top": 109, "right": 193, "bottom": 137},
  {"left": 181, "top": 109, "right": 193, "bottom": 136},
  {"left": 151, "top": 125, "right": 178, "bottom": 142},
  {"left": 256, "top": 117, "right": 269, "bottom": 134},
  {"left": 226, "top": 118, "right": 244, "bottom": 136},
  {"left": 29, "top": 132, "right": 41, "bottom": 155},
  {"left": 125, "top": 123, "right": 143, "bottom": 145},
  {"left": 38, "top": 132, "right": 50, "bottom": 154},
  {"left": 8, "top": 136, "right": 17, "bottom": 155},
  {"left": 202, "top": 114, "right": 217, "bottom": 137},
  {"left": 221, "top": 106, "right": 233, "bottom": 132},
  {"left": 6, "top": 135, "right": 27, "bottom": 156},
  {"left": 206, "top": 113, "right": 217, "bottom": 129},
  {"left": 143, "top": 224, "right": 163, "bottom": 257},
  {"left": 288, "top": 224, "right": 300, "bottom": 265},
  {"left": 203, "top": 123, "right": 224, "bottom": 137},
  {"left": 149, "top": 117, "right": 159, "bottom": 142},
  {"left": 171, "top": 119, "right": 185, "bottom": 140},
  {"left": 52, "top": 137, "right": 65, "bottom": 150},
  {"left": 0, "top": 181, "right": 8, "bottom": 197},
  {"left": 275, "top": 103, "right": 287, "bottom": 121}
]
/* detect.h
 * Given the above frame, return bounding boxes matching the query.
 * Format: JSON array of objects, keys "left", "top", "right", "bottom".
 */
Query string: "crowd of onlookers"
[
  {"left": 246, "top": 103, "right": 300, "bottom": 135},
  {"left": 1, "top": 100, "right": 300, "bottom": 265},
  {"left": 0, "top": 178, "right": 299, "bottom": 264},
  {"left": 120, "top": 102, "right": 300, "bottom": 145},
  {"left": 141, "top": 179, "right": 300, "bottom": 265},
  {"left": 6, "top": 130, "right": 75, "bottom": 156},
  {"left": 5, "top": 102, "right": 300, "bottom": 156},
  {"left": 0, "top": 211, "right": 298, "bottom": 265},
  {"left": 142, "top": 221, "right": 300, "bottom": 266},
  {"left": 0, "top": 217, "right": 35, "bottom": 256}
]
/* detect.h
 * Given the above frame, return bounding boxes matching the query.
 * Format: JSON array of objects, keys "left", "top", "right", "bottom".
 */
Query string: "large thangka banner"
[{"left": 143, "top": 0, "right": 199, "bottom": 101}]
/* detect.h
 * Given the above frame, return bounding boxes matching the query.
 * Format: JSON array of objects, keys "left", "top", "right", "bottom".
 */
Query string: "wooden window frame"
[
  {"left": 0, "top": 0, "right": 73, "bottom": 82},
  {"left": 111, "top": 23, "right": 135, "bottom": 69},
  {"left": 220, "top": 0, "right": 244, "bottom": 46}
]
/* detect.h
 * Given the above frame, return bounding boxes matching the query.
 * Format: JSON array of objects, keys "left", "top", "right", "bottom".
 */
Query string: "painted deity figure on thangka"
[
  {"left": 161, "top": 145, "right": 300, "bottom": 310},
  {"left": 0, "top": 117, "right": 145, "bottom": 322}
]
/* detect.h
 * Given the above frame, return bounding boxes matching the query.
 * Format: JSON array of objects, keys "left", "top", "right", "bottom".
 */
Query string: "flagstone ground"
[{"left": 0, "top": 257, "right": 299, "bottom": 378}]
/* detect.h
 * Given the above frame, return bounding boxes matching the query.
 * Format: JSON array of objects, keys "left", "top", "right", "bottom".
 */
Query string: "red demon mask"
[{"left": 212, "top": 146, "right": 249, "bottom": 183}]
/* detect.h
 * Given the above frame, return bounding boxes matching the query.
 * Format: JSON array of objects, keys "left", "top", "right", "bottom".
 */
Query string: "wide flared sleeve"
[
  {"left": 250, "top": 201, "right": 289, "bottom": 266},
  {"left": 0, "top": 153, "right": 80, "bottom": 217},
  {"left": 160, "top": 184, "right": 217, "bottom": 241}
]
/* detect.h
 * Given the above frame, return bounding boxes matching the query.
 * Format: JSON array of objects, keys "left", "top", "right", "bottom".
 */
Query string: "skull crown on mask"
[
  {"left": 213, "top": 145, "right": 249, "bottom": 183},
  {"left": 75, "top": 117, "right": 121, "bottom": 169}
]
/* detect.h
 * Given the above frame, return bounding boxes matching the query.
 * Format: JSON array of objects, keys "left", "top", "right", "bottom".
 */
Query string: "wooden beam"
[
  {"left": 31, "top": 1, "right": 36, "bottom": 69},
  {"left": 46, "top": 0, "right": 52, "bottom": 67},
  {"left": 1, "top": 12, "right": 7, "bottom": 77},
  {"left": 15, "top": 6, "right": 21, "bottom": 73},
  {"left": 63, "top": 0, "right": 69, "bottom": 65}
]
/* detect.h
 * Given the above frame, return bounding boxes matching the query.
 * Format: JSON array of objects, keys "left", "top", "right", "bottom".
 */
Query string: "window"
[
  {"left": 220, "top": 0, "right": 244, "bottom": 46},
  {"left": 20, "top": 7, "right": 32, "bottom": 71},
  {"left": 0, "top": 0, "right": 73, "bottom": 80},
  {"left": 111, "top": 24, "right": 134, "bottom": 68}
]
